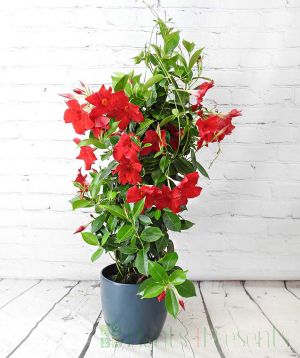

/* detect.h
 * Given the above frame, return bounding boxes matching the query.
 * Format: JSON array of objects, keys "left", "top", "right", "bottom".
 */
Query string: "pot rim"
[{"left": 101, "top": 263, "right": 142, "bottom": 287}]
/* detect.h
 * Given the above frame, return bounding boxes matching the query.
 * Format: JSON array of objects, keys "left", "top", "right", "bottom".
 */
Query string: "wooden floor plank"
[
  {"left": 83, "top": 312, "right": 153, "bottom": 358},
  {"left": 285, "top": 281, "right": 300, "bottom": 300},
  {"left": 0, "top": 280, "right": 78, "bottom": 357},
  {"left": 0, "top": 279, "right": 40, "bottom": 310},
  {"left": 152, "top": 282, "right": 220, "bottom": 358},
  {"left": 11, "top": 281, "right": 100, "bottom": 358},
  {"left": 245, "top": 281, "right": 300, "bottom": 357},
  {"left": 200, "top": 281, "right": 295, "bottom": 358}
]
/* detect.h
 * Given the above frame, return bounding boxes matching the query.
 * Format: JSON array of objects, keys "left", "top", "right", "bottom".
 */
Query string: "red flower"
[
  {"left": 157, "top": 290, "right": 166, "bottom": 302},
  {"left": 113, "top": 133, "right": 140, "bottom": 162},
  {"left": 86, "top": 85, "right": 113, "bottom": 118},
  {"left": 156, "top": 185, "right": 181, "bottom": 214},
  {"left": 177, "top": 172, "right": 202, "bottom": 206},
  {"left": 126, "top": 185, "right": 161, "bottom": 209},
  {"left": 64, "top": 99, "right": 94, "bottom": 135},
  {"left": 109, "top": 91, "right": 144, "bottom": 130},
  {"left": 196, "top": 114, "right": 222, "bottom": 148},
  {"left": 76, "top": 146, "right": 97, "bottom": 170},
  {"left": 113, "top": 159, "right": 142, "bottom": 185},
  {"left": 141, "top": 130, "right": 167, "bottom": 156},
  {"left": 194, "top": 81, "right": 214, "bottom": 107},
  {"left": 74, "top": 168, "right": 89, "bottom": 193},
  {"left": 179, "top": 299, "right": 185, "bottom": 310},
  {"left": 73, "top": 225, "right": 86, "bottom": 234},
  {"left": 92, "top": 116, "right": 110, "bottom": 137}
]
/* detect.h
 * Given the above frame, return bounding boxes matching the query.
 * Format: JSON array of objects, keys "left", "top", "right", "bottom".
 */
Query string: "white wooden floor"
[{"left": 0, "top": 280, "right": 299, "bottom": 358}]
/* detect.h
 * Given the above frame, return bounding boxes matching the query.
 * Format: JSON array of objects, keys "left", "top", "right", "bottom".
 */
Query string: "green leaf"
[
  {"left": 169, "top": 269, "right": 187, "bottom": 286},
  {"left": 136, "top": 118, "right": 154, "bottom": 136},
  {"left": 99, "top": 204, "right": 127, "bottom": 220},
  {"left": 159, "top": 114, "right": 176, "bottom": 128},
  {"left": 159, "top": 252, "right": 178, "bottom": 271},
  {"left": 181, "top": 220, "right": 194, "bottom": 230},
  {"left": 165, "top": 288, "right": 180, "bottom": 318},
  {"left": 81, "top": 232, "right": 99, "bottom": 246},
  {"left": 91, "top": 214, "right": 106, "bottom": 233},
  {"left": 135, "top": 249, "right": 149, "bottom": 275},
  {"left": 112, "top": 74, "right": 129, "bottom": 91},
  {"left": 182, "top": 39, "right": 195, "bottom": 53},
  {"left": 116, "top": 224, "right": 135, "bottom": 243},
  {"left": 175, "top": 279, "right": 196, "bottom": 297},
  {"left": 153, "top": 209, "right": 161, "bottom": 220},
  {"left": 78, "top": 138, "right": 106, "bottom": 149},
  {"left": 174, "top": 157, "right": 195, "bottom": 175},
  {"left": 141, "top": 227, "right": 163, "bottom": 242},
  {"left": 155, "top": 234, "right": 169, "bottom": 253},
  {"left": 189, "top": 48, "right": 203, "bottom": 70},
  {"left": 71, "top": 198, "right": 92, "bottom": 210},
  {"left": 143, "top": 284, "right": 165, "bottom": 299},
  {"left": 159, "top": 156, "right": 168, "bottom": 172},
  {"left": 138, "top": 215, "right": 152, "bottom": 225},
  {"left": 164, "top": 32, "right": 180, "bottom": 54},
  {"left": 138, "top": 277, "right": 155, "bottom": 295},
  {"left": 148, "top": 262, "right": 168, "bottom": 283},
  {"left": 144, "top": 74, "right": 164, "bottom": 90},
  {"left": 101, "top": 230, "right": 110, "bottom": 246},
  {"left": 119, "top": 246, "right": 137, "bottom": 254},
  {"left": 196, "top": 161, "right": 210, "bottom": 179},
  {"left": 132, "top": 197, "right": 145, "bottom": 219},
  {"left": 163, "top": 211, "right": 181, "bottom": 232},
  {"left": 91, "top": 247, "right": 103, "bottom": 262}
]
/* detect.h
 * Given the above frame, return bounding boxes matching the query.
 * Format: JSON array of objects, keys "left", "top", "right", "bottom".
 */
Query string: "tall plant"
[{"left": 61, "top": 18, "right": 241, "bottom": 318}]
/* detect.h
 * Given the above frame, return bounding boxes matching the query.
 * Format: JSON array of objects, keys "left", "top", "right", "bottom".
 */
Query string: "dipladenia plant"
[{"left": 61, "top": 18, "right": 241, "bottom": 318}]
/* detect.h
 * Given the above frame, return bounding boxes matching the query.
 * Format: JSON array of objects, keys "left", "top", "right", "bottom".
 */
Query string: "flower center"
[{"left": 101, "top": 98, "right": 108, "bottom": 106}]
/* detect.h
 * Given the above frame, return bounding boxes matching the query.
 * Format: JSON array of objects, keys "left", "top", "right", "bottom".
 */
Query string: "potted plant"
[{"left": 61, "top": 18, "right": 241, "bottom": 344}]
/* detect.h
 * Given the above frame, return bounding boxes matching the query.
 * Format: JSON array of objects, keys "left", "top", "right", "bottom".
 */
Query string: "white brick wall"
[{"left": 0, "top": 0, "right": 299, "bottom": 280}]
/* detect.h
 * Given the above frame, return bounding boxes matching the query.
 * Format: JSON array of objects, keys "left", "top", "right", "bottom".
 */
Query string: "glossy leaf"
[
  {"left": 81, "top": 232, "right": 99, "bottom": 246},
  {"left": 140, "top": 227, "right": 163, "bottom": 242},
  {"left": 132, "top": 197, "right": 145, "bottom": 219},
  {"left": 168, "top": 269, "right": 187, "bottom": 286},
  {"left": 116, "top": 224, "right": 135, "bottom": 242},
  {"left": 99, "top": 204, "right": 127, "bottom": 220},
  {"left": 159, "top": 252, "right": 178, "bottom": 271},
  {"left": 165, "top": 288, "right": 180, "bottom": 318},
  {"left": 175, "top": 279, "right": 196, "bottom": 298},
  {"left": 163, "top": 211, "right": 181, "bottom": 232},
  {"left": 148, "top": 261, "right": 168, "bottom": 283},
  {"left": 135, "top": 249, "right": 149, "bottom": 275},
  {"left": 91, "top": 247, "right": 103, "bottom": 262}
]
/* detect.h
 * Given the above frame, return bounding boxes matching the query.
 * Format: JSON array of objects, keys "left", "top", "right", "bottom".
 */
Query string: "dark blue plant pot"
[{"left": 100, "top": 264, "right": 167, "bottom": 345}]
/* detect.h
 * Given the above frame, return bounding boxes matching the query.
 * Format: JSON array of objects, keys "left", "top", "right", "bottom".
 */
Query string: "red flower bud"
[
  {"left": 157, "top": 291, "right": 166, "bottom": 302},
  {"left": 73, "top": 225, "right": 86, "bottom": 234},
  {"left": 179, "top": 299, "right": 185, "bottom": 310},
  {"left": 59, "top": 93, "right": 76, "bottom": 99},
  {"left": 73, "top": 88, "right": 85, "bottom": 95}
]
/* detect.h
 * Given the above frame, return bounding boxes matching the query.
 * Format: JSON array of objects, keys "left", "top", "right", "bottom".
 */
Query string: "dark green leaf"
[
  {"left": 175, "top": 279, "right": 196, "bottom": 297},
  {"left": 155, "top": 233, "right": 169, "bottom": 253},
  {"left": 181, "top": 220, "right": 194, "bottom": 230},
  {"left": 91, "top": 214, "right": 106, "bottom": 233},
  {"left": 174, "top": 157, "right": 195, "bottom": 175},
  {"left": 196, "top": 161, "right": 210, "bottom": 179},
  {"left": 135, "top": 249, "right": 149, "bottom": 275},
  {"left": 165, "top": 288, "right": 180, "bottom": 318},
  {"left": 163, "top": 211, "right": 181, "bottom": 232},
  {"left": 141, "top": 227, "right": 163, "bottom": 242},
  {"left": 138, "top": 215, "right": 152, "bottom": 225},
  {"left": 91, "top": 247, "right": 103, "bottom": 262}
]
